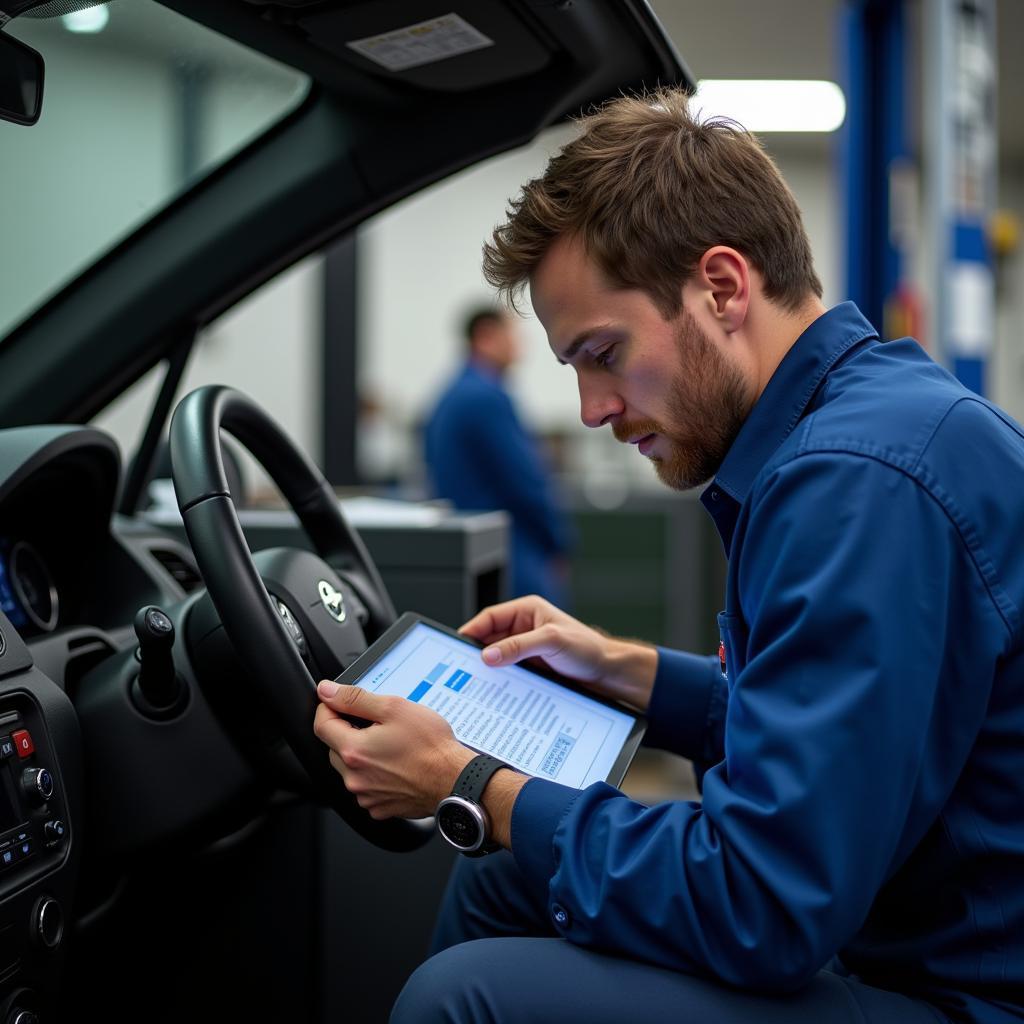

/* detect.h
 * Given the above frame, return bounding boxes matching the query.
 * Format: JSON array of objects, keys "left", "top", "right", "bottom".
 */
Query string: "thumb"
[{"left": 317, "top": 680, "right": 388, "bottom": 721}]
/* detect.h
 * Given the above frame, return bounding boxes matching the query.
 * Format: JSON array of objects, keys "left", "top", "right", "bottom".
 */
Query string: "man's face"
[
  {"left": 475, "top": 316, "right": 520, "bottom": 372},
  {"left": 531, "top": 235, "right": 754, "bottom": 490}
]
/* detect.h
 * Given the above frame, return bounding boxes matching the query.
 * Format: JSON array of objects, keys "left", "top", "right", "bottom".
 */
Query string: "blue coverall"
[{"left": 397, "top": 304, "right": 1024, "bottom": 1023}]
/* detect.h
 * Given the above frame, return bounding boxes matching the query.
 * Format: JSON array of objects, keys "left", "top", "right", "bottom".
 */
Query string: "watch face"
[{"left": 437, "top": 800, "right": 481, "bottom": 850}]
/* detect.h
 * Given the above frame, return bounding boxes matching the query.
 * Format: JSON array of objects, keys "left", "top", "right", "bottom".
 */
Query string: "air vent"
[{"left": 150, "top": 549, "right": 203, "bottom": 594}]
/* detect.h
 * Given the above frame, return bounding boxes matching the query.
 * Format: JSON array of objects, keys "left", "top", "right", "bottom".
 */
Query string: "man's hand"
[
  {"left": 313, "top": 681, "right": 475, "bottom": 820},
  {"left": 460, "top": 596, "right": 659, "bottom": 712}
]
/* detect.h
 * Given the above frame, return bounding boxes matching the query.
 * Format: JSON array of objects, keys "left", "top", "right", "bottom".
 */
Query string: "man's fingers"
[
  {"left": 314, "top": 699, "right": 352, "bottom": 739},
  {"left": 481, "top": 623, "right": 563, "bottom": 667},
  {"left": 460, "top": 601, "right": 519, "bottom": 641},
  {"left": 461, "top": 596, "right": 553, "bottom": 642}
]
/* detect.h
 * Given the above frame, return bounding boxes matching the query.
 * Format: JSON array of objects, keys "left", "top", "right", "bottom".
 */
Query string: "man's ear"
[{"left": 690, "top": 246, "right": 750, "bottom": 333}]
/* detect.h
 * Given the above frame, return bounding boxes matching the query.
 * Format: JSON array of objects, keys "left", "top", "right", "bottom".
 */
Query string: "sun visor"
[{"left": 296, "top": 2, "right": 551, "bottom": 92}]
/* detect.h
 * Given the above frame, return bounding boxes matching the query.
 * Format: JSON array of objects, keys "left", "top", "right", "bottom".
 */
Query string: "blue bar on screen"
[
  {"left": 452, "top": 672, "right": 470, "bottom": 693},
  {"left": 444, "top": 669, "right": 464, "bottom": 689},
  {"left": 426, "top": 662, "right": 448, "bottom": 683},
  {"left": 408, "top": 681, "right": 432, "bottom": 703}
]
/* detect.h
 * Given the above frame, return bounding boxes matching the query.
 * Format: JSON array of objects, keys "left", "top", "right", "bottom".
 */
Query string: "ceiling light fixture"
[
  {"left": 694, "top": 79, "right": 847, "bottom": 133},
  {"left": 62, "top": 6, "right": 110, "bottom": 34}
]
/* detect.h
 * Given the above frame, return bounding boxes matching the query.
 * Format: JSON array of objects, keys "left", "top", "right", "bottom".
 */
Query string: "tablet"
[{"left": 336, "top": 612, "right": 646, "bottom": 789}]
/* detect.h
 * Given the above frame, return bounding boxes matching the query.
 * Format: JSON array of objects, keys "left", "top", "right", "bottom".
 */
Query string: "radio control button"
[
  {"left": 0, "top": 848, "right": 13, "bottom": 869},
  {"left": 0, "top": 736, "right": 13, "bottom": 759},
  {"left": 44, "top": 820, "right": 66, "bottom": 845},
  {"left": 11, "top": 730, "right": 34, "bottom": 759},
  {"left": 21, "top": 767, "right": 53, "bottom": 806}
]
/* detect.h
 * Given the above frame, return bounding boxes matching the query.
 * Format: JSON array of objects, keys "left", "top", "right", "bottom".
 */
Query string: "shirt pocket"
[{"left": 716, "top": 610, "right": 750, "bottom": 682}]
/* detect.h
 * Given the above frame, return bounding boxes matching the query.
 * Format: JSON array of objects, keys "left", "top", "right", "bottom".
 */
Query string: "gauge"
[{"left": 9, "top": 541, "right": 58, "bottom": 632}]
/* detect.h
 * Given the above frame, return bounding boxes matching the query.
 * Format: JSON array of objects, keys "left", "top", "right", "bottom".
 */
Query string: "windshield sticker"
[{"left": 346, "top": 13, "right": 494, "bottom": 72}]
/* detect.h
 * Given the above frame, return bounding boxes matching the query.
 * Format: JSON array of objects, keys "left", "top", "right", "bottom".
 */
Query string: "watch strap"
[
  {"left": 452, "top": 754, "right": 508, "bottom": 804},
  {"left": 448, "top": 754, "right": 508, "bottom": 856}
]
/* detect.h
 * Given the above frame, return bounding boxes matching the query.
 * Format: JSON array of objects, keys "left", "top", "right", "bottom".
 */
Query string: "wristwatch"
[{"left": 435, "top": 754, "right": 509, "bottom": 856}]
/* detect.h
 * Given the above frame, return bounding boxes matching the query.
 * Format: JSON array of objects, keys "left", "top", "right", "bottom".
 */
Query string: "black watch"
[{"left": 435, "top": 754, "right": 509, "bottom": 856}]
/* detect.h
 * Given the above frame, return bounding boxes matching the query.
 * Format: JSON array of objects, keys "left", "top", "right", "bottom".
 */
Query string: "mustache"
[{"left": 611, "top": 419, "right": 663, "bottom": 444}]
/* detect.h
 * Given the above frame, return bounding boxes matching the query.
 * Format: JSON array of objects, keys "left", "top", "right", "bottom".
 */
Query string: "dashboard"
[
  {"left": 0, "top": 418, "right": 504, "bottom": 1022},
  {"left": 0, "top": 424, "right": 220, "bottom": 1021},
  {"left": 0, "top": 421, "right": 459, "bottom": 1021}
]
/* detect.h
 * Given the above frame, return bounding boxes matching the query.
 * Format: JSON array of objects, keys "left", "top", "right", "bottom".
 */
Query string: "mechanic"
[
  {"left": 313, "top": 88, "right": 1024, "bottom": 1023},
  {"left": 423, "top": 306, "right": 574, "bottom": 606}
]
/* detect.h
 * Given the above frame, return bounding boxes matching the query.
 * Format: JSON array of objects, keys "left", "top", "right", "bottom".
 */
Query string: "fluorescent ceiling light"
[
  {"left": 694, "top": 79, "right": 846, "bottom": 133},
  {"left": 62, "top": 6, "right": 110, "bottom": 33}
]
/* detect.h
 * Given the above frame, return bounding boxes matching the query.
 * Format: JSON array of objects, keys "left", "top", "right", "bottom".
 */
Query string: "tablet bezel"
[{"left": 335, "top": 611, "right": 647, "bottom": 789}]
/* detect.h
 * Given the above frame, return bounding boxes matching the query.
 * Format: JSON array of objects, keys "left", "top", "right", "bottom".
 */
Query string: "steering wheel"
[{"left": 169, "top": 384, "right": 432, "bottom": 852}]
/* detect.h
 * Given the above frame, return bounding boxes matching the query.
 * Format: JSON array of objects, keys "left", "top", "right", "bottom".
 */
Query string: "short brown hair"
[{"left": 483, "top": 87, "right": 822, "bottom": 316}]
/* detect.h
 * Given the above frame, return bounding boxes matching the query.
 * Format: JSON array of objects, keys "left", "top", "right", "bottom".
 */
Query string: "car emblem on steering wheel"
[{"left": 318, "top": 580, "right": 347, "bottom": 623}]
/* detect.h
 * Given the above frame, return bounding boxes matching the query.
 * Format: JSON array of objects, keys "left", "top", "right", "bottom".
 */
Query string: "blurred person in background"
[{"left": 423, "top": 306, "right": 573, "bottom": 606}]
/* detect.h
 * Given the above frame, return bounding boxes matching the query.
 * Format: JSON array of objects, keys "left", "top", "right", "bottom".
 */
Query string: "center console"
[{"left": 0, "top": 614, "right": 81, "bottom": 1023}]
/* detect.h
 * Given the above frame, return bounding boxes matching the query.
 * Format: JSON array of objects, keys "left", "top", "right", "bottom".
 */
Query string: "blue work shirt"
[
  {"left": 424, "top": 360, "right": 573, "bottom": 605},
  {"left": 509, "top": 302, "right": 1024, "bottom": 1023}
]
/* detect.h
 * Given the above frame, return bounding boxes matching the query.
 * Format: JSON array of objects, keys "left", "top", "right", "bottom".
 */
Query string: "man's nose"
[{"left": 578, "top": 377, "right": 624, "bottom": 429}]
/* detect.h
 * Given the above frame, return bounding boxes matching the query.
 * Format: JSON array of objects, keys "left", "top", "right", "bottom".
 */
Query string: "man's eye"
[{"left": 594, "top": 346, "right": 616, "bottom": 367}]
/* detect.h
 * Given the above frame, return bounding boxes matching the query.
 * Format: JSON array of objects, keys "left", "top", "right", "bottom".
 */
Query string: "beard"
[{"left": 612, "top": 310, "right": 754, "bottom": 491}]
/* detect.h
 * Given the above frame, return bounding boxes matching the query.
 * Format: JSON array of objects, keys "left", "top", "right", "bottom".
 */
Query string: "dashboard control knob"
[
  {"left": 21, "top": 767, "right": 52, "bottom": 806},
  {"left": 33, "top": 897, "right": 63, "bottom": 950},
  {"left": 43, "top": 820, "right": 66, "bottom": 845}
]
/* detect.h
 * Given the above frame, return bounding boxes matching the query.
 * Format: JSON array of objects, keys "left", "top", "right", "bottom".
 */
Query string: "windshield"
[{"left": 0, "top": 1, "right": 308, "bottom": 338}]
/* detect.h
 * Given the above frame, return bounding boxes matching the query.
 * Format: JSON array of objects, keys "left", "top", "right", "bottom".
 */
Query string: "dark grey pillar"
[
  {"left": 174, "top": 60, "right": 209, "bottom": 186},
  {"left": 322, "top": 234, "right": 360, "bottom": 485}
]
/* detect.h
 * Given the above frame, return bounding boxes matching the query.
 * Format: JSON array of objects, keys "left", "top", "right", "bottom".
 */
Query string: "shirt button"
[
  {"left": 711, "top": 490, "right": 720, "bottom": 501},
  {"left": 551, "top": 903, "right": 570, "bottom": 928}
]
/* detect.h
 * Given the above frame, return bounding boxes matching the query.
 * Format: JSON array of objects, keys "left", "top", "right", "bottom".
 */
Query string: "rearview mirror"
[{"left": 0, "top": 30, "right": 44, "bottom": 126}]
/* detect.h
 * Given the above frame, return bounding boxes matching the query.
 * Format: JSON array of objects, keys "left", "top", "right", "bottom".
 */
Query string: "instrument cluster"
[{"left": 0, "top": 539, "right": 59, "bottom": 635}]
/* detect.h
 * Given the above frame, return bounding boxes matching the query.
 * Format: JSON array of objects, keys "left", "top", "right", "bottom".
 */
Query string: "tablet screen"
[{"left": 350, "top": 619, "right": 638, "bottom": 789}]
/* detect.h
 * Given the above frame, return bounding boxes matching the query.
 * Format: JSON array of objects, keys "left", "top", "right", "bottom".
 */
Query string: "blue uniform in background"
[
  {"left": 398, "top": 303, "right": 1024, "bottom": 1024},
  {"left": 424, "top": 360, "right": 573, "bottom": 606}
]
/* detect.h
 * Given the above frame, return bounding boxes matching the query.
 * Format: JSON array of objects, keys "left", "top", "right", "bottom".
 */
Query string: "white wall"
[
  {"left": 357, "top": 125, "right": 579, "bottom": 435},
  {"left": 0, "top": 6, "right": 304, "bottom": 341},
  {"left": 0, "top": 34, "right": 174, "bottom": 337},
  {"left": 94, "top": 256, "right": 323, "bottom": 491}
]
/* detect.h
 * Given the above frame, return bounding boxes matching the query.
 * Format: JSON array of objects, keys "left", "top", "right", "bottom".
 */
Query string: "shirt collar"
[{"left": 709, "top": 301, "right": 878, "bottom": 505}]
